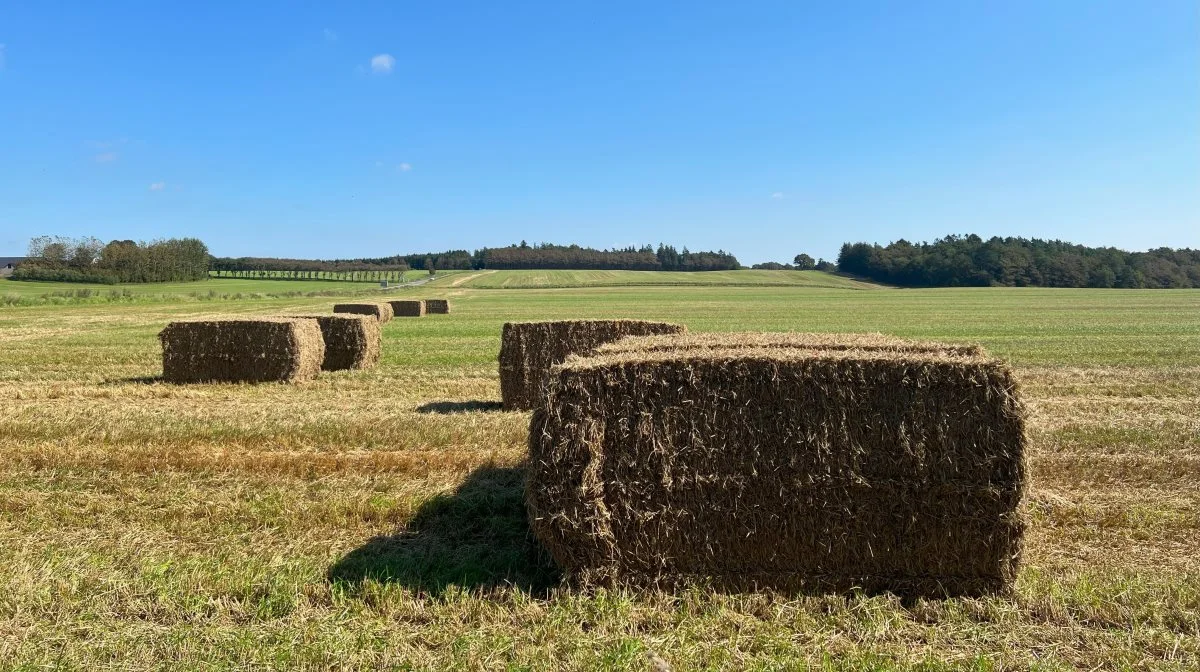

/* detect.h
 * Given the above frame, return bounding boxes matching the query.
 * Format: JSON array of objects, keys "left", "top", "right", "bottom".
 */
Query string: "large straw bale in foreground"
[
  {"left": 424, "top": 299, "right": 450, "bottom": 314},
  {"left": 334, "top": 302, "right": 394, "bottom": 323},
  {"left": 527, "top": 340, "right": 1026, "bottom": 597},
  {"left": 159, "top": 318, "right": 324, "bottom": 383},
  {"left": 499, "top": 320, "right": 686, "bottom": 411},
  {"left": 294, "top": 315, "right": 381, "bottom": 371},
  {"left": 389, "top": 300, "right": 425, "bottom": 317}
]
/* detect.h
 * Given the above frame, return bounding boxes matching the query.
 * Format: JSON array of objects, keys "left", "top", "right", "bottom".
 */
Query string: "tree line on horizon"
[
  {"left": 11, "top": 234, "right": 1200, "bottom": 289},
  {"left": 835, "top": 235, "right": 1200, "bottom": 289},
  {"left": 12, "top": 236, "right": 210, "bottom": 284},
  {"left": 210, "top": 242, "right": 742, "bottom": 274}
]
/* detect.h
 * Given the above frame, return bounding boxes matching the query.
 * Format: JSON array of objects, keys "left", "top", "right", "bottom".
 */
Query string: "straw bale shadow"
[
  {"left": 103, "top": 375, "right": 163, "bottom": 386},
  {"left": 416, "top": 400, "right": 505, "bottom": 414},
  {"left": 328, "top": 465, "right": 559, "bottom": 596}
]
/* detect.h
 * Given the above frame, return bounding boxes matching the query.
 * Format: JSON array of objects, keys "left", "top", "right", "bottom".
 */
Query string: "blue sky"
[{"left": 1, "top": 1, "right": 1196, "bottom": 264}]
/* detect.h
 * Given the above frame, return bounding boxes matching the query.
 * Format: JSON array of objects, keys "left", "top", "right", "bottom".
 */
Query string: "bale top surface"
[
  {"left": 592, "top": 331, "right": 985, "bottom": 358},
  {"left": 563, "top": 343, "right": 999, "bottom": 371}
]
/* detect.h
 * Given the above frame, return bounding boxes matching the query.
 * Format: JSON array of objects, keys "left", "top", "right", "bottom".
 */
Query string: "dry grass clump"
[
  {"left": 334, "top": 302, "right": 394, "bottom": 323},
  {"left": 389, "top": 300, "right": 426, "bottom": 317},
  {"left": 159, "top": 318, "right": 325, "bottom": 383},
  {"left": 293, "top": 315, "right": 381, "bottom": 371},
  {"left": 424, "top": 299, "right": 450, "bottom": 314},
  {"left": 527, "top": 344, "right": 1027, "bottom": 597},
  {"left": 499, "top": 319, "right": 687, "bottom": 411}
]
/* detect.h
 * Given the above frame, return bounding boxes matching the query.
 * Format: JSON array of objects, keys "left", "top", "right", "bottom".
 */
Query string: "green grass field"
[
  {"left": 1, "top": 273, "right": 1198, "bottom": 669},
  {"left": 425, "top": 268, "right": 879, "bottom": 289}
]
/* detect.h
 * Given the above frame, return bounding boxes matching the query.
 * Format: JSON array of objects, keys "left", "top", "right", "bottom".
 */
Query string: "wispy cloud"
[
  {"left": 323, "top": 29, "right": 339, "bottom": 43},
  {"left": 89, "top": 138, "right": 129, "bottom": 149},
  {"left": 398, "top": 162, "right": 412, "bottom": 172},
  {"left": 94, "top": 152, "right": 118, "bottom": 163},
  {"left": 771, "top": 192, "right": 786, "bottom": 199},
  {"left": 370, "top": 53, "right": 395, "bottom": 75},
  {"left": 148, "top": 181, "right": 166, "bottom": 191}
]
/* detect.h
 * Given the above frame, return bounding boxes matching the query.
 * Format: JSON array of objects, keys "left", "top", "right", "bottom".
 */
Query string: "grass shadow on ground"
[
  {"left": 102, "top": 375, "right": 163, "bottom": 385},
  {"left": 416, "top": 400, "right": 505, "bottom": 414},
  {"left": 328, "top": 465, "right": 559, "bottom": 597}
]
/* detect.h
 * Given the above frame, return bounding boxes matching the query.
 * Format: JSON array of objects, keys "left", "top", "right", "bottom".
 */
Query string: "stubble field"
[{"left": 0, "top": 277, "right": 1197, "bottom": 670}]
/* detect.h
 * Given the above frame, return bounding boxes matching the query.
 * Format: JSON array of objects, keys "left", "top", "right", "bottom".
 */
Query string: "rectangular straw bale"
[
  {"left": 424, "top": 299, "right": 450, "bottom": 314},
  {"left": 333, "top": 302, "right": 393, "bottom": 323},
  {"left": 527, "top": 344, "right": 1026, "bottom": 597},
  {"left": 499, "top": 319, "right": 687, "bottom": 411},
  {"left": 389, "top": 300, "right": 425, "bottom": 317},
  {"left": 293, "top": 315, "right": 381, "bottom": 371},
  {"left": 159, "top": 318, "right": 324, "bottom": 383}
]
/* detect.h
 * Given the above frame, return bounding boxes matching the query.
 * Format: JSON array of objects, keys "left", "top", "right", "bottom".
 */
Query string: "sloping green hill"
[{"left": 426, "top": 269, "right": 882, "bottom": 290}]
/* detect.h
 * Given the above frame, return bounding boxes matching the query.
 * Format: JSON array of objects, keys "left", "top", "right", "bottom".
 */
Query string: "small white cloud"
[
  {"left": 370, "top": 53, "right": 395, "bottom": 74},
  {"left": 374, "top": 160, "right": 384, "bottom": 168},
  {"left": 771, "top": 192, "right": 786, "bottom": 199},
  {"left": 94, "top": 152, "right": 118, "bottom": 163},
  {"left": 149, "top": 182, "right": 166, "bottom": 191},
  {"left": 323, "top": 29, "right": 339, "bottom": 43},
  {"left": 398, "top": 162, "right": 412, "bottom": 172}
]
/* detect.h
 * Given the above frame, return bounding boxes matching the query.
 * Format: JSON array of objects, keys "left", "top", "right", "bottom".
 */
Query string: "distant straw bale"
[
  {"left": 424, "top": 299, "right": 450, "bottom": 314},
  {"left": 527, "top": 339, "right": 1026, "bottom": 597},
  {"left": 333, "top": 303, "right": 394, "bottom": 323},
  {"left": 499, "top": 320, "right": 686, "bottom": 411},
  {"left": 389, "top": 300, "right": 425, "bottom": 317},
  {"left": 159, "top": 318, "right": 324, "bottom": 384},
  {"left": 294, "top": 314, "right": 381, "bottom": 371}
]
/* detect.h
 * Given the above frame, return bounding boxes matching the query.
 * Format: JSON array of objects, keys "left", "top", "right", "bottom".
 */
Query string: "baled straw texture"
[
  {"left": 595, "top": 331, "right": 985, "bottom": 358},
  {"left": 499, "top": 319, "right": 687, "bottom": 411},
  {"left": 294, "top": 315, "right": 381, "bottom": 371},
  {"left": 527, "top": 342, "right": 1026, "bottom": 597},
  {"left": 333, "top": 303, "right": 394, "bottom": 323},
  {"left": 424, "top": 299, "right": 450, "bottom": 314},
  {"left": 389, "top": 300, "right": 425, "bottom": 317},
  {"left": 159, "top": 318, "right": 325, "bottom": 383}
]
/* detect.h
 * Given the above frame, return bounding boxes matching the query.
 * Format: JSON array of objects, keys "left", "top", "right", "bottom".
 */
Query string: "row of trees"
[
  {"left": 209, "top": 269, "right": 413, "bottom": 282},
  {"left": 836, "top": 235, "right": 1200, "bottom": 288},
  {"left": 752, "top": 254, "right": 835, "bottom": 271},
  {"left": 209, "top": 256, "right": 410, "bottom": 273},
  {"left": 212, "top": 242, "right": 741, "bottom": 274},
  {"left": 474, "top": 243, "right": 739, "bottom": 271},
  {"left": 14, "top": 236, "right": 210, "bottom": 284}
]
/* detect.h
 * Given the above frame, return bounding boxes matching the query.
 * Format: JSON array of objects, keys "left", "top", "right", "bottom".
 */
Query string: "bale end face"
[
  {"left": 498, "top": 319, "right": 687, "bottom": 411},
  {"left": 527, "top": 345, "right": 1027, "bottom": 597},
  {"left": 389, "top": 300, "right": 426, "bottom": 317},
  {"left": 158, "top": 318, "right": 325, "bottom": 383},
  {"left": 424, "top": 299, "right": 450, "bottom": 314},
  {"left": 293, "top": 314, "right": 381, "bottom": 371}
]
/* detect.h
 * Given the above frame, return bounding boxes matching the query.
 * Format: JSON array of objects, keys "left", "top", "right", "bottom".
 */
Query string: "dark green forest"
[{"left": 836, "top": 235, "right": 1200, "bottom": 288}]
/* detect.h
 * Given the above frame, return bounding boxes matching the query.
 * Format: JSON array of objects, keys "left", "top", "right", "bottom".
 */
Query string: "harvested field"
[
  {"left": 389, "top": 300, "right": 425, "bottom": 317},
  {"left": 499, "top": 319, "right": 686, "bottom": 410},
  {"left": 334, "top": 302, "right": 394, "bottom": 323},
  {"left": 424, "top": 299, "right": 450, "bottom": 314},
  {"left": 294, "top": 315, "right": 381, "bottom": 371},
  {"left": 1, "top": 280, "right": 1198, "bottom": 669},
  {"left": 158, "top": 317, "right": 325, "bottom": 383},
  {"left": 528, "top": 343, "right": 1026, "bottom": 596}
]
